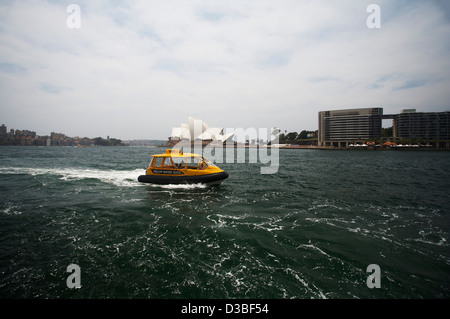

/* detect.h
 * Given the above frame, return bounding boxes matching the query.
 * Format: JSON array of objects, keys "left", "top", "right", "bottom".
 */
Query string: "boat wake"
[
  {"left": 0, "top": 167, "right": 211, "bottom": 189},
  {"left": 0, "top": 167, "right": 144, "bottom": 187},
  {"left": 168, "top": 183, "right": 207, "bottom": 189},
  {"left": 144, "top": 183, "right": 208, "bottom": 190}
]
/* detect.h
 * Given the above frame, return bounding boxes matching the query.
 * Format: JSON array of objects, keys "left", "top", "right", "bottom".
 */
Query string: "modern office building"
[
  {"left": 318, "top": 107, "right": 450, "bottom": 148},
  {"left": 394, "top": 109, "right": 450, "bottom": 141},
  {"left": 318, "top": 107, "right": 383, "bottom": 147}
]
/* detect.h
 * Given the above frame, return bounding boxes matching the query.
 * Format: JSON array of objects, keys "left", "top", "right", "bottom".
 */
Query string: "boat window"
[
  {"left": 198, "top": 160, "right": 208, "bottom": 170},
  {"left": 163, "top": 157, "right": 172, "bottom": 167},
  {"left": 186, "top": 156, "right": 200, "bottom": 169},
  {"left": 171, "top": 157, "right": 186, "bottom": 169},
  {"left": 153, "top": 157, "right": 164, "bottom": 168}
]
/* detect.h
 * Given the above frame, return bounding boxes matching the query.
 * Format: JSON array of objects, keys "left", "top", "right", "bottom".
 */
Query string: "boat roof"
[{"left": 151, "top": 149, "right": 202, "bottom": 158}]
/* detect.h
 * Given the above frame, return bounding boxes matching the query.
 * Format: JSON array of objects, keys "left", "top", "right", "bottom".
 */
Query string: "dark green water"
[{"left": 0, "top": 146, "right": 449, "bottom": 298}]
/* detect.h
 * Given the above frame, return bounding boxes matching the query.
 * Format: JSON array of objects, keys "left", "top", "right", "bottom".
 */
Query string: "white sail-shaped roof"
[
  {"left": 171, "top": 116, "right": 234, "bottom": 142},
  {"left": 171, "top": 127, "right": 190, "bottom": 140},
  {"left": 218, "top": 132, "right": 234, "bottom": 142}
]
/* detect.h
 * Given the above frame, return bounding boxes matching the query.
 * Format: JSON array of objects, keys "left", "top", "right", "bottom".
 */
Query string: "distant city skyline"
[
  {"left": 1, "top": 0, "right": 450, "bottom": 140},
  {"left": 0, "top": 123, "right": 128, "bottom": 146}
]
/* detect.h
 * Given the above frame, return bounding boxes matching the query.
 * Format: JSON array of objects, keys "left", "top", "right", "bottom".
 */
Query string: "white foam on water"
[
  {"left": 146, "top": 183, "right": 207, "bottom": 190},
  {"left": 60, "top": 168, "right": 144, "bottom": 187},
  {"left": 1, "top": 203, "right": 22, "bottom": 215},
  {"left": 0, "top": 166, "right": 144, "bottom": 187},
  {"left": 1, "top": 167, "right": 213, "bottom": 189}
]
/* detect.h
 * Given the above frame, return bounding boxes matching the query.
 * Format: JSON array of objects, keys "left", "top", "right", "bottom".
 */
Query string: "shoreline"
[{"left": 160, "top": 144, "right": 450, "bottom": 151}]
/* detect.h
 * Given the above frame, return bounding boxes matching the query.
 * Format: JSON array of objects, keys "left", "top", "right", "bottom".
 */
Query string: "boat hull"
[{"left": 138, "top": 171, "right": 229, "bottom": 186}]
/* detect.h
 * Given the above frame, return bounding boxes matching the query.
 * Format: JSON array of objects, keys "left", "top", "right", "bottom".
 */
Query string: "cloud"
[
  {"left": 0, "top": 62, "right": 27, "bottom": 74},
  {"left": 432, "top": 0, "right": 450, "bottom": 22},
  {"left": 40, "top": 82, "right": 66, "bottom": 94},
  {"left": 0, "top": 0, "right": 450, "bottom": 139},
  {"left": 395, "top": 79, "right": 429, "bottom": 91}
]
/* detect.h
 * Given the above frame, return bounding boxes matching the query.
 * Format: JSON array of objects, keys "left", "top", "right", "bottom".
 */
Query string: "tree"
[
  {"left": 297, "top": 130, "right": 308, "bottom": 140},
  {"left": 382, "top": 126, "right": 393, "bottom": 137},
  {"left": 285, "top": 132, "right": 298, "bottom": 141},
  {"left": 94, "top": 137, "right": 109, "bottom": 146}
]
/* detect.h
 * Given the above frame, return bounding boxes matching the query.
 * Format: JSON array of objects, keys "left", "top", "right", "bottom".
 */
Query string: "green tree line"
[{"left": 278, "top": 130, "right": 318, "bottom": 145}]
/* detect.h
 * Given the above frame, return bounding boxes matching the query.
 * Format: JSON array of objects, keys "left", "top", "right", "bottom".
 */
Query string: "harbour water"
[{"left": 0, "top": 146, "right": 449, "bottom": 298}]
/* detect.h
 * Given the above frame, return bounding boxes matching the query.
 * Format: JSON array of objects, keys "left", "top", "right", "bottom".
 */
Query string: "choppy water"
[{"left": 0, "top": 146, "right": 449, "bottom": 298}]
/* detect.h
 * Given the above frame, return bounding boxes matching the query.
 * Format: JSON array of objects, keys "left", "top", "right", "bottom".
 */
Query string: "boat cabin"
[{"left": 147, "top": 149, "right": 216, "bottom": 175}]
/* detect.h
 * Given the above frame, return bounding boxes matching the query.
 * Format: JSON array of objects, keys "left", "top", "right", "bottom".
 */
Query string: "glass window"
[
  {"left": 187, "top": 156, "right": 200, "bottom": 169},
  {"left": 153, "top": 157, "right": 164, "bottom": 168},
  {"left": 201, "top": 156, "right": 217, "bottom": 169},
  {"left": 171, "top": 157, "right": 186, "bottom": 168},
  {"left": 163, "top": 157, "right": 172, "bottom": 167}
]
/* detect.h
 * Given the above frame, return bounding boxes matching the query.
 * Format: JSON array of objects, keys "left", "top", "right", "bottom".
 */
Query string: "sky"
[{"left": 1, "top": 0, "right": 450, "bottom": 140}]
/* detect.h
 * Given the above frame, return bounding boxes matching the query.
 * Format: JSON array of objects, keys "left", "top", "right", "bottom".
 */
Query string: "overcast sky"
[{"left": 1, "top": 0, "right": 450, "bottom": 140}]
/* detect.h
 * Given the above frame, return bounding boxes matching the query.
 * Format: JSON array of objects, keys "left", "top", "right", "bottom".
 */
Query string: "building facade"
[
  {"left": 394, "top": 109, "right": 450, "bottom": 141},
  {"left": 318, "top": 108, "right": 383, "bottom": 147}
]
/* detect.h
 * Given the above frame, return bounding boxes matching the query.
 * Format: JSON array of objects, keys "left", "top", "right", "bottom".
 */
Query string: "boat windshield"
[{"left": 201, "top": 156, "right": 218, "bottom": 168}]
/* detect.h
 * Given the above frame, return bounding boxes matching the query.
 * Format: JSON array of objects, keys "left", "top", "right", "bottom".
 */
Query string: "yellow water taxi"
[{"left": 138, "top": 149, "right": 229, "bottom": 186}]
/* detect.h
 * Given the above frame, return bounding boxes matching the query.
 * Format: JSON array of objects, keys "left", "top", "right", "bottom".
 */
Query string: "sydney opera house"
[{"left": 167, "top": 117, "right": 235, "bottom": 147}]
